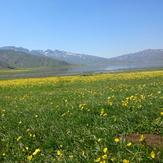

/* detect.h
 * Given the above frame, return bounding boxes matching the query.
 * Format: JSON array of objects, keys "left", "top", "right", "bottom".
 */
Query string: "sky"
[{"left": 0, "top": 0, "right": 163, "bottom": 58}]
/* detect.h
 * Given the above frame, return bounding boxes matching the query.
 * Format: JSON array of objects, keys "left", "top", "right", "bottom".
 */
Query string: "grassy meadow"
[{"left": 0, "top": 70, "right": 163, "bottom": 162}]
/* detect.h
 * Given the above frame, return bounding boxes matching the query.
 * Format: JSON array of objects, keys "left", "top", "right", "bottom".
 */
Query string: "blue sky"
[{"left": 0, "top": 0, "right": 163, "bottom": 58}]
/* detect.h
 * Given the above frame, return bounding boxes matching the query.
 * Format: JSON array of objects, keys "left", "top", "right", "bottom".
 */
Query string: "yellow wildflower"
[
  {"left": 25, "top": 147, "right": 29, "bottom": 150},
  {"left": 103, "top": 113, "right": 108, "bottom": 117},
  {"left": 108, "top": 96, "right": 113, "bottom": 106},
  {"left": 32, "top": 148, "right": 41, "bottom": 156},
  {"left": 114, "top": 138, "right": 120, "bottom": 143},
  {"left": 100, "top": 160, "right": 106, "bottom": 163},
  {"left": 123, "top": 159, "right": 129, "bottom": 163},
  {"left": 110, "top": 157, "right": 116, "bottom": 161},
  {"left": 127, "top": 142, "right": 132, "bottom": 147},
  {"left": 69, "top": 155, "right": 73, "bottom": 159},
  {"left": 18, "top": 121, "right": 22, "bottom": 124},
  {"left": 82, "top": 151, "right": 85, "bottom": 156},
  {"left": 94, "top": 157, "right": 101, "bottom": 162},
  {"left": 103, "top": 147, "right": 108, "bottom": 153},
  {"left": 102, "top": 154, "right": 107, "bottom": 160},
  {"left": 27, "top": 155, "right": 33, "bottom": 161},
  {"left": 16, "top": 136, "right": 22, "bottom": 142},
  {"left": 160, "top": 112, "right": 163, "bottom": 116},
  {"left": 139, "top": 134, "right": 145, "bottom": 142},
  {"left": 100, "top": 108, "right": 108, "bottom": 117},
  {"left": 150, "top": 151, "right": 155, "bottom": 159},
  {"left": 57, "top": 149, "right": 63, "bottom": 157},
  {"left": 97, "top": 138, "right": 101, "bottom": 142},
  {"left": 100, "top": 108, "right": 104, "bottom": 115}
]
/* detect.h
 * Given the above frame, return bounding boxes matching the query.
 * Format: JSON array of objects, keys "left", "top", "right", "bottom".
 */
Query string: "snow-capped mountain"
[{"left": 39, "top": 49, "right": 109, "bottom": 65}]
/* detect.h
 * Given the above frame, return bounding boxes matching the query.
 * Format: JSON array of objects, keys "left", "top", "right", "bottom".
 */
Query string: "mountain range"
[{"left": 0, "top": 46, "right": 163, "bottom": 70}]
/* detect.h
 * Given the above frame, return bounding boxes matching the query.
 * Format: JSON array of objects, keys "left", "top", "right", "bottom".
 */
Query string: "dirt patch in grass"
[{"left": 125, "top": 133, "right": 163, "bottom": 149}]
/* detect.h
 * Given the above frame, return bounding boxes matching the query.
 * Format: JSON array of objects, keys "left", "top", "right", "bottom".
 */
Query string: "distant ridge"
[{"left": 106, "top": 49, "right": 163, "bottom": 69}]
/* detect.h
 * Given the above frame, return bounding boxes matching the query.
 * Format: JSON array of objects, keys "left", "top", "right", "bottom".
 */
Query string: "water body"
[
  {"left": 67, "top": 65, "right": 135, "bottom": 73},
  {"left": 0, "top": 65, "right": 161, "bottom": 79}
]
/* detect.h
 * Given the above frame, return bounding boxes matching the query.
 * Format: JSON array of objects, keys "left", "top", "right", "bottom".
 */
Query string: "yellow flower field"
[{"left": 0, "top": 70, "right": 163, "bottom": 162}]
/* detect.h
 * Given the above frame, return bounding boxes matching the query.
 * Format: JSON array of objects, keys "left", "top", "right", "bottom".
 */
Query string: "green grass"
[{"left": 0, "top": 70, "right": 163, "bottom": 162}]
